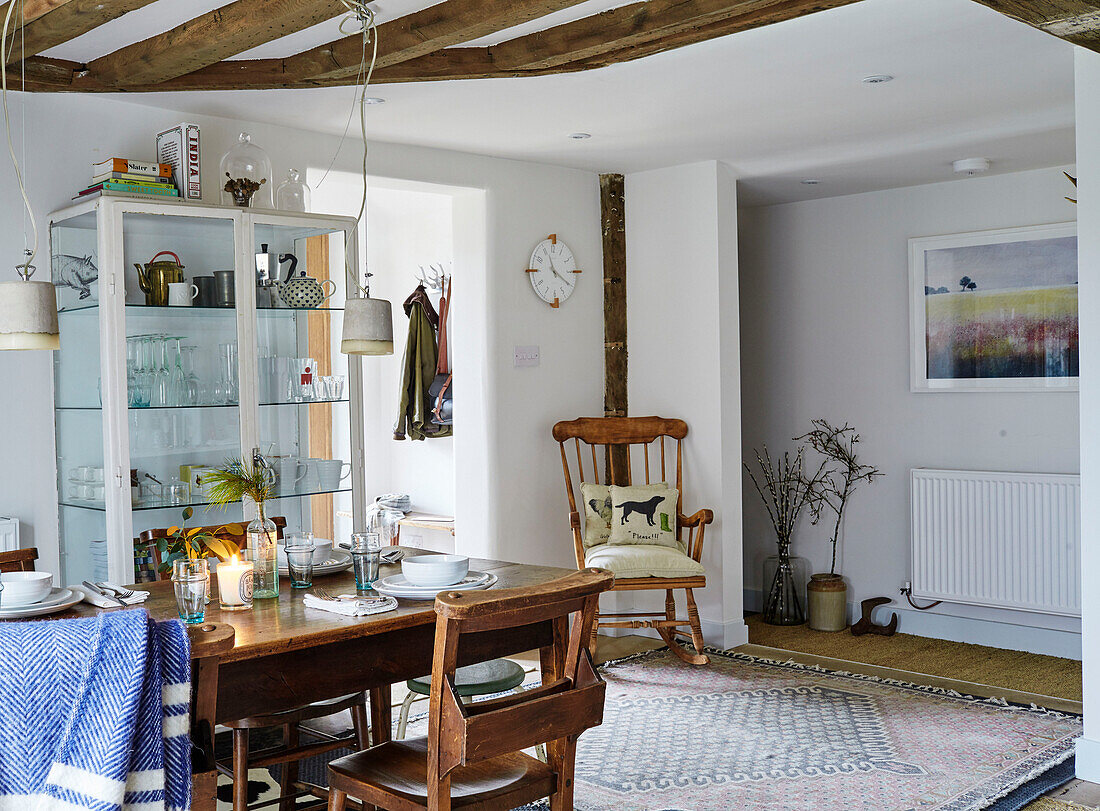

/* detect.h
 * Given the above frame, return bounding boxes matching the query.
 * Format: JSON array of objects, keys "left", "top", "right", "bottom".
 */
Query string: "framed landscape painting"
[{"left": 909, "top": 222, "right": 1078, "bottom": 392}]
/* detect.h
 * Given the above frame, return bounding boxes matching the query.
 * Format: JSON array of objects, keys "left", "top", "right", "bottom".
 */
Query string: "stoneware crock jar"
[
  {"left": 807, "top": 572, "right": 848, "bottom": 632},
  {"left": 278, "top": 271, "right": 336, "bottom": 309}
]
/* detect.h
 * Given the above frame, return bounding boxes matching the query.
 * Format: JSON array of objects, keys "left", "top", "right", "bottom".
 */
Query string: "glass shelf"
[
  {"left": 60, "top": 486, "right": 354, "bottom": 513},
  {"left": 54, "top": 399, "right": 350, "bottom": 412},
  {"left": 59, "top": 303, "right": 344, "bottom": 315}
]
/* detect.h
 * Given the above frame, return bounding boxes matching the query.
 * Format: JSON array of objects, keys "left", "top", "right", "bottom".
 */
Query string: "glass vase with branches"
[
  {"left": 745, "top": 445, "right": 828, "bottom": 624},
  {"left": 795, "top": 419, "right": 882, "bottom": 576}
]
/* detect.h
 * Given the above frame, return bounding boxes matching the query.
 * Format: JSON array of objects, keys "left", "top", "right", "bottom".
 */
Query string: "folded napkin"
[
  {"left": 303, "top": 593, "right": 397, "bottom": 617},
  {"left": 72, "top": 583, "right": 150, "bottom": 608},
  {"left": 375, "top": 493, "right": 411, "bottom": 511}
]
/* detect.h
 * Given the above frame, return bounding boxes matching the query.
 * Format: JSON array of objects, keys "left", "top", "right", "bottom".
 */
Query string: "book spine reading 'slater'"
[{"left": 91, "top": 158, "right": 172, "bottom": 178}]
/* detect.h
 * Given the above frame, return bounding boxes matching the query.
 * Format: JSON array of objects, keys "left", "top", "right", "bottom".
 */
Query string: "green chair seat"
[{"left": 406, "top": 658, "right": 525, "bottom": 697}]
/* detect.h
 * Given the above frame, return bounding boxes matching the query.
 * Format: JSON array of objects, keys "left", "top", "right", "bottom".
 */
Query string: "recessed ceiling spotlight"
[
  {"left": 953, "top": 157, "right": 991, "bottom": 176},
  {"left": 568, "top": 132, "right": 592, "bottom": 140},
  {"left": 362, "top": 97, "right": 386, "bottom": 105},
  {"left": 800, "top": 179, "right": 821, "bottom": 185},
  {"left": 862, "top": 74, "right": 894, "bottom": 84}
]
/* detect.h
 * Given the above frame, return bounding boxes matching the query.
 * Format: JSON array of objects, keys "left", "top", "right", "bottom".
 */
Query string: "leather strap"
[{"left": 436, "top": 277, "right": 452, "bottom": 375}]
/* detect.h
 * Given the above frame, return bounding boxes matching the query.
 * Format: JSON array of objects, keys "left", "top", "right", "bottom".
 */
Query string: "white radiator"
[{"left": 910, "top": 469, "right": 1080, "bottom": 617}]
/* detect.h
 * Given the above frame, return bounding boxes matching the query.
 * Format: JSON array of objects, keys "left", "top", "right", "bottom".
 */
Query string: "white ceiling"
[{"left": 46, "top": 0, "right": 1076, "bottom": 206}]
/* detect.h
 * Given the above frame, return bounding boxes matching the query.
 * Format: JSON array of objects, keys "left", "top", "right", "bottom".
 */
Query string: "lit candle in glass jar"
[{"left": 216, "top": 553, "right": 253, "bottom": 610}]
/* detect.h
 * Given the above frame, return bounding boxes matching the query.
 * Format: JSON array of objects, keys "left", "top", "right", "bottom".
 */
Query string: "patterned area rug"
[
  {"left": 554, "top": 649, "right": 1081, "bottom": 811},
  {"left": 217, "top": 649, "right": 1081, "bottom": 811}
]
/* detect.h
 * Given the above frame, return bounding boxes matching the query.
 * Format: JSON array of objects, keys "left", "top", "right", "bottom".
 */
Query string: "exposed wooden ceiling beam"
[
  {"left": 87, "top": 0, "right": 349, "bottom": 87},
  {"left": 21, "top": 0, "right": 866, "bottom": 93},
  {"left": 280, "top": 0, "right": 592, "bottom": 82},
  {"left": 491, "top": 0, "right": 861, "bottom": 71},
  {"left": 0, "top": 0, "right": 158, "bottom": 64},
  {"left": 969, "top": 1, "right": 1100, "bottom": 48}
]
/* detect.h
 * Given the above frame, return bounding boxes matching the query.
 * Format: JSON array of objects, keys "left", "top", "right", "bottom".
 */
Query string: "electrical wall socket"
[{"left": 514, "top": 345, "right": 540, "bottom": 367}]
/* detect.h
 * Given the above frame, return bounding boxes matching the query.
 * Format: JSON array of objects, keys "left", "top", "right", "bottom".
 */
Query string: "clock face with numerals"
[{"left": 528, "top": 235, "right": 577, "bottom": 308}]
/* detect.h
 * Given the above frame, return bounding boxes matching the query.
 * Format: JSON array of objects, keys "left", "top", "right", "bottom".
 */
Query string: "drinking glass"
[
  {"left": 285, "top": 543, "right": 314, "bottom": 588},
  {"left": 285, "top": 530, "right": 314, "bottom": 548},
  {"left": 351, "top": 532, "right": 381, "bottom": 593},
  {"left": 167, "top": 337, "right": 187, "bottom": 406},
  {"left": 219, "top": 343, "right": 239, "bottom": 405},
  {"left": 134, "top": 336, "right": 153, "bottom": 408},
  {"left": 151, "top": 335, "right": 171, "bottom": 407},
  {"left": 181, "top": 345, "right": 201, "bottom": 406},
  {"left": 327, "top": 375, "right": 345, "bottom": 401},
  {"left": 172, "top": 559, "right": 208, "bottom": 624},
  {"left": 125, "top": 337, "right": 141, "bottom": 407}
]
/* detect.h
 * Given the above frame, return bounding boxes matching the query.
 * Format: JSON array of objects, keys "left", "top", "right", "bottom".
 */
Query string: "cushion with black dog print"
[
  {"left": 581, "top": 481, "right": 669, "bottom": 549},
  {"left": 608, "top": 485, "right": 679, "bottom": 548}
]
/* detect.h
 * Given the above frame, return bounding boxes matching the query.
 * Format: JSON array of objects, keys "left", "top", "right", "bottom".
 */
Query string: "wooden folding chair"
[{"left": 326, "top": 568, "right": 613, "bottom": 811}]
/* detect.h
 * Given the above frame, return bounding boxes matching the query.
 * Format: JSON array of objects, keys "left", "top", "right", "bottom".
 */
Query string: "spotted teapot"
[{"left": 278, "top": 268, "right": 337, "bottom": 309}]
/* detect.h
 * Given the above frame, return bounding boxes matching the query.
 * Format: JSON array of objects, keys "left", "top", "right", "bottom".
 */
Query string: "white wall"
[
  {"left": 1073, "top": 45, "right": 1100, "bottom": 781},
  {"left": 738, "top": 165, "right": 1081, "bottom": 658},
  {"left": 625, "top": 160, "right": 747, "bottom": 648},
  {"left": 313, "top": 177, "right": 457, "bottom": 517},
  {"left": 0, "top": 91, "right": 603, "bottom": 575}
]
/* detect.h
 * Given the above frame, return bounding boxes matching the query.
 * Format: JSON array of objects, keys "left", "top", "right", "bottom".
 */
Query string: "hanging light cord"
[
  {"left": 314, "top": 0, "right": 379, "bottom": 298},
  {"left": 0, "top": 0, "right": 37, "bottom": 280}
]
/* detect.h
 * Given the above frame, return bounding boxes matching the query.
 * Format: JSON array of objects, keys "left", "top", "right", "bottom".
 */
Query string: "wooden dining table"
[{"left": 61, "top": 550, "right": 575, "bottom": 811}]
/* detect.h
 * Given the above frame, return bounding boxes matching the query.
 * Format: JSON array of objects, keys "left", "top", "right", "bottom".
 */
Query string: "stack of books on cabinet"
[{"left": 74, "top": 158, "right": 179, "bottom": 201}]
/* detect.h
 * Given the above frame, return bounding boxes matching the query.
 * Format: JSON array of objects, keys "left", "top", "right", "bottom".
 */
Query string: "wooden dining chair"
[
  {"left": 139, "top": 516, "right": 377, "bottom": 811},
  {"left": 552, "top": 416, "right": 713, "bottom": 665},
  {"left": 0, "top": 547, "right": 37, "bottom": 572},
  {"left": 326, "top": 568, "right": 613, "bottom": 811}
]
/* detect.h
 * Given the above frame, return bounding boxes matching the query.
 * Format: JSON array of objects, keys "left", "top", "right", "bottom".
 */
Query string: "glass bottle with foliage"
[
  {"left": 745, "top": 445, "right": 827, "bottom": 625},
  {"left": 203, "top": 458, "right": 278, "bottom": 599}
]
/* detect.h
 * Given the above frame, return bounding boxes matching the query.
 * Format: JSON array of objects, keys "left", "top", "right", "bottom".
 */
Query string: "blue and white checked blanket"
[{"left": 0, "top": 609, "right": 191, "bottom": 811}]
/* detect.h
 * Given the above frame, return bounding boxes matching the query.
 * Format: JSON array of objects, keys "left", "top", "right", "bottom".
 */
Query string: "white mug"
[
  {"left": 87, "top": 466, "right": 104, "bottom": 483},
  {"left": 302, "top": 458, "right": 324, "bottom": 492},
  {"left": 168, "top": 282, "right": 199, "bottom": 307},
  {"left": 316, "top": 459, "right": 351, "bottom": 491},
  {"left": 276, "top": 457, "right": 307, "bottom": 493}
]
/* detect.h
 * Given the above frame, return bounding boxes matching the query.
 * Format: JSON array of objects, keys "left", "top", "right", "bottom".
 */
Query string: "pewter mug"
[{"left": 214, "top": 271, "right": 235, "bottom": 308}]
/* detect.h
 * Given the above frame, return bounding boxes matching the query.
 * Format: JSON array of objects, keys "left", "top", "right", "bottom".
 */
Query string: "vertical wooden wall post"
[{"left": 600, "top": 173, "right": 629, "bottom": 484}]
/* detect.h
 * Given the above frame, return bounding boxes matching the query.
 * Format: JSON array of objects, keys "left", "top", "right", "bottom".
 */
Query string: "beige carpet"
[
  {"left": 746, "top": 614, "right": 1082, "bottom": 701},
  {"left": 1024, "top": 798, "right": 1095, "bottom": 810}
]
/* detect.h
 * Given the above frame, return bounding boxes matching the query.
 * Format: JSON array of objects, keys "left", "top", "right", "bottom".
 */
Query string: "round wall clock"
[{"left": 527, "top": 234, "right": 580, "bottom": 308}]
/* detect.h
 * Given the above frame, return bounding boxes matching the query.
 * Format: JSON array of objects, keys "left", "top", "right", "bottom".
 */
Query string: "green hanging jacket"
[{"left": 394, "top": 300, "right": 452, "bottom": 440}]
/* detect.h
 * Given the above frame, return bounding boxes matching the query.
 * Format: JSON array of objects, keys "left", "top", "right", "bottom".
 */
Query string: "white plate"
[
  {"left": 278, "top": 549, "right": 352, "bottom": 576},
  {"left": 372, "top": 572, "right": 497, "bottom": 599},
  {"left": 0, "top": 588, "right": 82, "bottom": 618},
  {"left": 382, "top": 570, "right": 490, "bottom": 591}
]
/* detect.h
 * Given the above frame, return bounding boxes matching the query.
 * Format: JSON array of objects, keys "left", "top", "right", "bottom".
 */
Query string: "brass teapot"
[{"left": 134, "top": 251, "right": 185, "bottom": 306}]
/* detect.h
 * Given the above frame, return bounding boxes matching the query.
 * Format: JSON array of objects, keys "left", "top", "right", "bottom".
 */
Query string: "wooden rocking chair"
[{"left": 553, "top": 416, "right": 712, "bottom": 665}]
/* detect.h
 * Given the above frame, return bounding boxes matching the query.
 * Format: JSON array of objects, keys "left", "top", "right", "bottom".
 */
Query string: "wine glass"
[
  {"left": 134, "top": 336, "right": 153, "bottom": 408},
  {"left": 219, "top": 343, "right": 239, "bottom": 405},
  {"left": 181, "top": 345, "right": 201, "bottom": 406},
  {"left": 151, "top": 335, "right": 170, "bottom": 407},
  {"left": 167, "top": 337, "right": 187, "bottom": 406}
]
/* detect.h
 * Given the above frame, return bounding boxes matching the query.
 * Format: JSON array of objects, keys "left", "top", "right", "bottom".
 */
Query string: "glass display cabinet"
[{"left": 49, "top": 197, "right": 365, "bottom": 585}]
